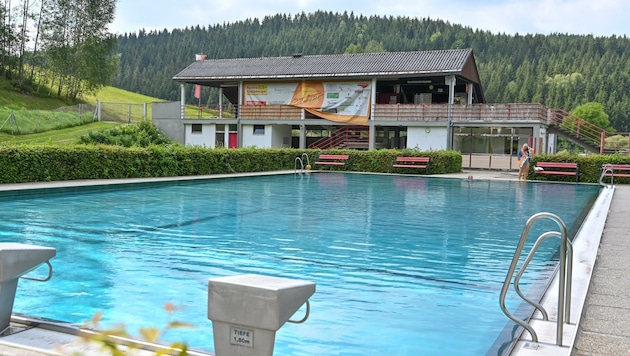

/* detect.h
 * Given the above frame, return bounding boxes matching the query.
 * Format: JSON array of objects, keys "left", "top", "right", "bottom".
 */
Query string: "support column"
[
  {"left": 446, "top": 75, "right": 456, "bottom": 150},
  {"left": 237, "top": 82, "right": 243, "bottom": 148},
  {"left": 180, "top": 84, "right": 186, "bottom": 120},
  {"left": 368, "top": 78, "right": 377, "bottom": 150},
  {"left": 300, "top": 109, "right": 306, "bottom": 149},
  {"left": 219, "top": 87, "right": 224, "bottom": 119}
]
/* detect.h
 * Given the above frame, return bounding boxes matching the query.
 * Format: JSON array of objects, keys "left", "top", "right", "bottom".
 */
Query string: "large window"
[{"left": 453, "top": 127, "right": 533, "bottom": 154}]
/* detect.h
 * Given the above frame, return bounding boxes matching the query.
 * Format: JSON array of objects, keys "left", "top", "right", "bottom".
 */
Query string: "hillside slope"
[{"left": 113, "top": 11, "right": 630, "bottom": 131}]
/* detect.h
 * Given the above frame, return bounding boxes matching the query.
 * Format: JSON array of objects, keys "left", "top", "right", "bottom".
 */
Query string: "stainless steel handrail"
[
  {"left": 599, "top": 164, "right": 614, "bottom": 187},
  {"left": 301, "top": 153, "right": 310, "bottom": 169},
  {"left": 294, "top": 157, "right": 304, "bottom": 173},
  {"left": 20, "top": 260, "right": 54, "bottom": 282},
  {"left": 287, "top": 300, "right": 310, "bottom": 324},
  {"left": 513, "top": 231, "right": 573, "bottom": 324},
  {"left": 499, "top": 212, "right": 571, "bottom": 346}
]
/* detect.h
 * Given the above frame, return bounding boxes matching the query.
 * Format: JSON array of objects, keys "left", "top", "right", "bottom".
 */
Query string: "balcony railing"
[
  {"left": 239, "top": 105, "right": 302, "bottom": 120},
  {"left": 373, "top": 103, "right": 548, "bottom": 122},
  {"left": 235, "top": 103, "right": 549, "bottom": 123}
]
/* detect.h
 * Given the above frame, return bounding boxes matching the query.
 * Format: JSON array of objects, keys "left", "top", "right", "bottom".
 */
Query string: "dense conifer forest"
[{"left": 113, "top": 11, "right": 630, "bottom": 131}]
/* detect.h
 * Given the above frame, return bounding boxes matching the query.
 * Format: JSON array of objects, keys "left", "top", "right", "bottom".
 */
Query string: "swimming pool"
[{"left": 0, "top": 173, "right": 600, "bottom": 355}]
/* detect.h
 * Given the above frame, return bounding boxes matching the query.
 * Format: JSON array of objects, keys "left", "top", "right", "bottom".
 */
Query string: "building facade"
[{"left": 153, "top": 48, "right": 557, "bottom": 168}]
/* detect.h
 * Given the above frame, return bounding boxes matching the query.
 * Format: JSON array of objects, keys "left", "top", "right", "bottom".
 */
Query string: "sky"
[{"left": 110, "top": 0, "right": 630, "bottom": 37}]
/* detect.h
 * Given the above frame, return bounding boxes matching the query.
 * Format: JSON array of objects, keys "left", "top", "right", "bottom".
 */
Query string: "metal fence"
[
  {"left": 0, "top": 104, "right": 97, "bottom": 135},
  {"left": 96, "top": 101, "right": 148, "bottom": 124}
]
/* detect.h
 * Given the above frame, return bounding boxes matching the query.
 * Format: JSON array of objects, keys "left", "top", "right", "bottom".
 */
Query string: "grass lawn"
[
  {"left": 1, "top": 78, "right": 222, "bottom": 145},
  {"left": 0, "top": 122, "right": 120, "bottom": 145}
]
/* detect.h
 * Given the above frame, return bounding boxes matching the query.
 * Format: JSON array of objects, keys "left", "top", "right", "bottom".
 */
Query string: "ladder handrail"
[
  {"left": 499, "top": 212, "right": 570, "bottom": 346},
  {"left": 301, "top": 153, "right": 310, "bottom": 168},
  {"left": 599, "top": 164, "right": 614, "bottom": 187},
  {"left": 513, "top": 231, "right": 573, "bottom": 323},
  {"left": 294, "top": 157, "right": 304, "bottom": 173}
]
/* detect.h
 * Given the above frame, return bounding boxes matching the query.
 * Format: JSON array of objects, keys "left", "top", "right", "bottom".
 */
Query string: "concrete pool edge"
[
  {"left": 2, "top": 314, "right": 215, "bottom": 356},
  {"left": 508, "top": 185, "right": 615, "bottom": 355}
]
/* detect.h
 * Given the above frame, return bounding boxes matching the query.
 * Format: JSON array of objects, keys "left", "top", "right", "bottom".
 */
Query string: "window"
[
  {"left": 191, "top": 124, "right": 202, "bottom": 134},
  {"left": 253, "top": 125, "right": 265, "bottom": 135}
]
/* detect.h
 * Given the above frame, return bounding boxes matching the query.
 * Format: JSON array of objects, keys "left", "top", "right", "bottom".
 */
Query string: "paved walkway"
[{"left": 572, "top": 184, "right": 630, "bottom": 355}]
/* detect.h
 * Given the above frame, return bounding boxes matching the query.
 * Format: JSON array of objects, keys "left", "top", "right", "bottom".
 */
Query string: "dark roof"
[{"left": 173, "top": 48, "right": 480, "bottom": 84}]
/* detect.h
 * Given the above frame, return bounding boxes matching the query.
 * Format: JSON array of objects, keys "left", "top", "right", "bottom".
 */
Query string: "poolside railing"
[{"left": 499, "top": 212, "right": 572, "bottom": 348}]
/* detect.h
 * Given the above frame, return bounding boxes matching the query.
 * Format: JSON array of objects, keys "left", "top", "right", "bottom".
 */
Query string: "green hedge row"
[
  {"left": 531, "top": 153, "right": 630, "bottom": 184},
  {"left": 0, "top": 146, "right": 462, "bottom": 184}
]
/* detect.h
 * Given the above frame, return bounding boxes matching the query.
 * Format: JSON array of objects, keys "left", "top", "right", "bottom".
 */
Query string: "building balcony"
[{"left": 233, "top": 103, "right": 549, "bottom": 124}]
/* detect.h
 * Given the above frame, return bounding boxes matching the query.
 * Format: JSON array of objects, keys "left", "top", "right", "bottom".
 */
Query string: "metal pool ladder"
[
  {"left": 599, "top": 164, "right": 614, "bottom": 188},
  {"left": 499, "top": 212, "right": 573, "bottom": 348},
  {"left": 294, "top": 153, "right": 310, "bottom": 174}
]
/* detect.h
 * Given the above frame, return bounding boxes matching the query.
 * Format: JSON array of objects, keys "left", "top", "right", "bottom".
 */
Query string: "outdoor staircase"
[
  {"left": 548, "top": 108, "right": 606, "bottom": 154},
  {"left": 308, "top": 126, "right": 369, "bottom": 150}
]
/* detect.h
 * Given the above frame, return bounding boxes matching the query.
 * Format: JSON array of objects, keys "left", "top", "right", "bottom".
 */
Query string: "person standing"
[{"left": 517, "top": 144, "right": 532, "bottom": 181}]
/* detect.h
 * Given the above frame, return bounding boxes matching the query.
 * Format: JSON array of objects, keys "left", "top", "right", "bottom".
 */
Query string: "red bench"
[
  {"left": 314, "top": 154, "right": 349, "bottom": 169},
  {"left": 392, "top": 157, "right": 430, "bottom": 172},
  {"left": 601, "top": 164, "right": 630, "bottom": 182},
  {"left": 533, "top": 162, "right": 579, "bottom": 182}
]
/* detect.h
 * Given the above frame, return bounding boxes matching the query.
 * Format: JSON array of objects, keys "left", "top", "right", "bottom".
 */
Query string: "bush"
[
  {"left": 79, "top": 121, "right": 171, "bottom": 147},
  {"left": 0, "top": 146, "right": 462, "bottom": 184},
  {"left": 531, "top": 153, "right": 630, "bottom": 183}
]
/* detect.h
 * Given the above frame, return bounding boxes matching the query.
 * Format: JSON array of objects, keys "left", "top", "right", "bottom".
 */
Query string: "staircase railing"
[
  {"left": 308, "top": 126, "right": 369, "bottom": 149},
  {"left": 549, "top": 108, "right": 605, "bottom": 153}
]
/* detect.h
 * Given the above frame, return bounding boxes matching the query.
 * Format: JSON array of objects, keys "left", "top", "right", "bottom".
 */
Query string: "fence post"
[{"left": 97, "top": 101, "right": 102, "bottom": 122}]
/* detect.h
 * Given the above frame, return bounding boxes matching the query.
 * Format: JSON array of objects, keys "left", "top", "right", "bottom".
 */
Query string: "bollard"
[
  {"left": 208, "top": 274, "right": 315, "bottom": 356},
  {"left": 0, "top": 243, "right": 56, "bottom": 331}
]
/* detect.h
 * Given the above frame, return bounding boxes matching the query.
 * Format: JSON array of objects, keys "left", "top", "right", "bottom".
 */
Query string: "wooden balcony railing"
[
  {"left": 239, "top": 105, "right": 302, "bottom": 120},
  {"left": 236, "top": 103, "right": 549, "bottom": 123},
  {"left": 373, "top": 103, "right": 548, "bottom": 122}
]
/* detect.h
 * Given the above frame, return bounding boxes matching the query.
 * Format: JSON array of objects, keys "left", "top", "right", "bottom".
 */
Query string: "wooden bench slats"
[
  {"left": 392, "top": 164, "right": 428, "bottom": 169},
  {"left": 536, "top": 162, "right": 578, "bottom": 169},
  {"left": 314, "top": 154, "right": 349, "bottom": 168},
  {"left": 392, "top": 157, "right": 430, "bottom": 172},
  {"left": 534, "top": 162, "right": 579, "bottom": 182},
  {"left": 602, "top": 164, "right": 630, "bottom": 178}
]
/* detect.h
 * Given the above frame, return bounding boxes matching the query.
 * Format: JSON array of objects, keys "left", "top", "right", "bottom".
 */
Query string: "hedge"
[
  {"left": 531, "top": 153, "right": 630, "bottom": 184},
  {"left": 0, "top": 146, "right": 462, "bottom": 184}
]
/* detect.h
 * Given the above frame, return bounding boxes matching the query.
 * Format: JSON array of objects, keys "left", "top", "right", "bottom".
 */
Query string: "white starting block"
[
  {"left": 208, "top": 274, "right": 316, "bottom": 356},
  {"left": 0, "top": 243, "right": 56, "bottom": 331}
]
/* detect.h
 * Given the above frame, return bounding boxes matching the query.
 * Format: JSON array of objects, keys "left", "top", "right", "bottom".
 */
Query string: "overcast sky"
[{"left": 110, "top": 0, "right": 629, "bottom": 37}]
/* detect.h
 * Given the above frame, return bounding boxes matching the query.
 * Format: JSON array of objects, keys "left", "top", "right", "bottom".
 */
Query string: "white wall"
[
  {"left": 243, "top": 124, "right": 272, "bottom": 148},
  {"left": 242, "top": 124, "right": 292, "bottom": 148},
  {"left": 185, "top": 124, "right": 216, "bottom": 147},
  {"left": 271, "top": 125, "right": 292, "bottom": 147},
  {"left": 407, "top": 127, "right": 447, "bottom": 150}
]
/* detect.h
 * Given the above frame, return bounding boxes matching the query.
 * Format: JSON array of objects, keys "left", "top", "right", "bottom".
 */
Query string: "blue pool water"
[{"left": 0, "top": 173, "right": 600, "bottom": 355}]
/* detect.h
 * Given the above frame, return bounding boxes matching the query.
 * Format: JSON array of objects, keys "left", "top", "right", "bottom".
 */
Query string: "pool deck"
[{"left": 0, "top": 169, "right": 629, "bottom": 355}]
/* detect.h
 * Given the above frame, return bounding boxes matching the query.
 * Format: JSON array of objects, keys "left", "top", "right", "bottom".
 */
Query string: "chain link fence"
[
  {"left": 0, "top": 104, "right": 97, "bottom": 135},
  {"left": 0, "top": 101, "right": 149, "bottom": 135},
  {"left": 96, "top": 101, "right": 148, "bottom": 124}
]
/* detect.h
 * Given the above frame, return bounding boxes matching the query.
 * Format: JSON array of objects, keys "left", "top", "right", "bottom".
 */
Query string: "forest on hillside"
[{"left": 113, "top": 11, "right": 630, "bottom": 131}]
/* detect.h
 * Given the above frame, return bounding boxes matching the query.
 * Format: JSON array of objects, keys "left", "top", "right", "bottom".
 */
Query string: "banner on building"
[{"left": 244, "top": 81, "right": 371, "bottom": 124}]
